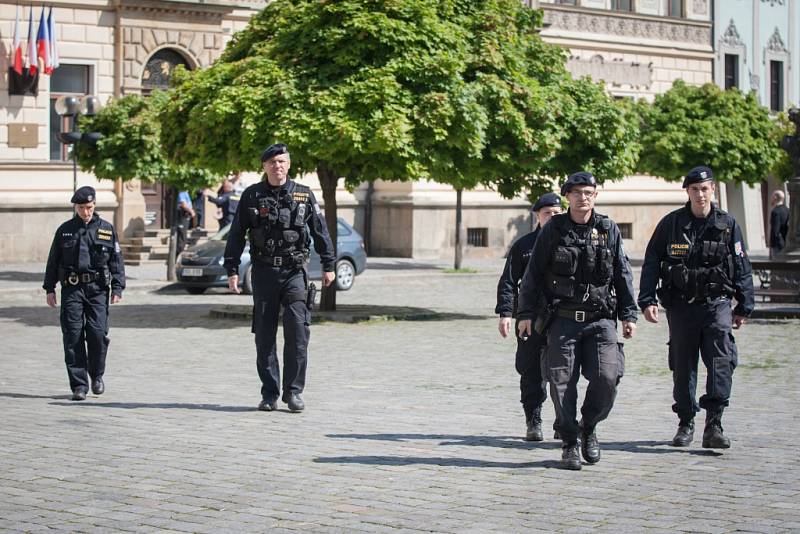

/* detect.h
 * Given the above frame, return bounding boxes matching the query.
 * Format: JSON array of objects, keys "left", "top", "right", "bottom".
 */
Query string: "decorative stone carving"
[
  {"left": 567, "top": 54, "right": 653, "bottom": 89},
  {"left": 761, "top": 0, "right": 786, "bottom": 7},
  {"left": 542, "top": 8, "right": 711, "bottom": 46},
  {"left": 693, "top": 0, "right": 708, "bottom": 15},
  {"left": 766, "top": 27, "right": 788, "bottom": 54},
  {"left": 721, "top": 19, "right": 743, "bottom": 47}
]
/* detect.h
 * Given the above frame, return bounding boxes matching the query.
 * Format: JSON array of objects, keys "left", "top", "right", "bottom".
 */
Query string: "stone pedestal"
[{"left": 116, "top": 179, "right": 147, "bottom": 239}]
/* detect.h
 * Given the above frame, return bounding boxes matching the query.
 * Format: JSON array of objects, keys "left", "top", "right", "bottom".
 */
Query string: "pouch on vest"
[
  {"left": 294, "top": 203, "right": 307, "bottom": 227},
  {"left": 552, "top": 246, "right": 578, "bottom": 277},
  {"left": 283, "top": 230, "right": 300, "bottom": 244},
  {"left": 546, "top": 273, "right": 575, "bottom": 299},
  {"left": 279, "top": 208, "right": 291, "bottom": 228}
]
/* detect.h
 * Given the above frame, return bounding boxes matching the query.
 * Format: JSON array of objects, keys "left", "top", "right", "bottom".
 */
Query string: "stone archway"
[{"left": 141, "top": 48, "right": 193, "bottom": 93}]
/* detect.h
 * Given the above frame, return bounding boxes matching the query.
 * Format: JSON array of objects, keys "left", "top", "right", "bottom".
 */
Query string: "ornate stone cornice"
[
  {"left": 761, "top": 0, "right": 786, "bottom": 7},
  {"left": 542, "top": 6, "right": 711, "bottom": 46},
  {"left": 721, "top": 19, "right": 744, "bottom": 47},
  {"left": 116, "top": 0, "right": 234, "bottom": 20}
]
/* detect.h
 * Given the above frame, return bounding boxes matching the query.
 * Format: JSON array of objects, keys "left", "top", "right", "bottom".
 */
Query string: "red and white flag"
[
  {"left": 11, "top": 5, "right": 23, "bottom": 75},
  {"left": 25, "top": 6, "right": 37, "bottom": 75},
  {"left": 47, "top": 7, "right": 59, "bottom": 73},
  {"left": 36, "top": 5, "right": 51, "bottom": 74}
]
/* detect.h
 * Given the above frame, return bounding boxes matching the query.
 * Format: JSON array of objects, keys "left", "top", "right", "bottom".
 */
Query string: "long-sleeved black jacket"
[
  {"left": 495, "top": 228, "right": 540, "bottom": 318},
  {"left": 224, "top": 179, "right": 335, "bottom": 275},
  {"left": 638, "top": 202, "right": 754, "bottom": 317},
  {"left": 517, "top": 210, "right": 637, "bottom": 323},
  {"left": 43, "top": 213, "right": 126, "bottom": 297}
]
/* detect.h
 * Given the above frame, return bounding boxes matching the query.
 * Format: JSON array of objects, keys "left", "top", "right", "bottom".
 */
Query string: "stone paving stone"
[{"left": 1, "top": 265, "right": 799, "bottom": 532}]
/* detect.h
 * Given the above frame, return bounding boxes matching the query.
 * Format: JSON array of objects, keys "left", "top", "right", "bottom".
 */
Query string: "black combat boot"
[
  {"left": 580, "top": 423, "right": 600, "bottom": 464},
  {"left": 561, "top": 441, "right": 582, "bottom": 471},
  {"left": 702, "top": 410, "right": 730, "bottom": 449},
  {"left": 525, "top": 406, "right": 544, "bottom": 442},
  {"left": 671, "top": 417, "right": 695, "bottom": 447}
]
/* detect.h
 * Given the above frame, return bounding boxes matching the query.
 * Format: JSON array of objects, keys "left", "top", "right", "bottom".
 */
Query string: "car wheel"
[
  {"left": 243, "top": 264, "right": 253, "bottom": 295},
  {"left": 185, "top": 286, "right": 207, "bottom": 295},
  {"left": 335, "top": 259, "right": 355, "bottom": 291}
]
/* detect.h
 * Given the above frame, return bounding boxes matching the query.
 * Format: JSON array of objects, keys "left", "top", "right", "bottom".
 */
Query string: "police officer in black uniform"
[
  {"left": 518, "top": 172, "right": 637, "bottom": 470},
  {"left": 496, "top": 193, "right": 562, "bottom": 441},
  {"left": 43, "top": 186, "right": 126, "bottom": 401},
  {"left": 224, "top": 144, "right": 336, "bottom": 413},
  {"left": 638, "top": 166, "right": 754, "bottom": 449},
  {"left": 205, "top": 179, "right": 241, "bottom": 229}
]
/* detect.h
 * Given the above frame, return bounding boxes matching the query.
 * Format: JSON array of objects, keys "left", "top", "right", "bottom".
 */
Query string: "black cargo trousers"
[
  {"left": 60, "top": 282, "right": 110, "bottom": 392},
  {"left": 542, "top": 317, "right": 624, "bottom": 443},
  {"left": 251, "top": 263, "right": 310, "bottom": 403}
]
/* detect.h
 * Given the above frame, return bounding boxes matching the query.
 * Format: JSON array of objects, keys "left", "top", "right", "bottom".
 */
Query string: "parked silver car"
[{"left": 176, "top": 218, "right": 367, "bottom": 294}]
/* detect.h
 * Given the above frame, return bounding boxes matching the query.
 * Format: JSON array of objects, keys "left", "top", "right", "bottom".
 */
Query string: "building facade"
[
  {"left": 2, "top": 0, "right": 729, "bottom": 262},
  {"left": 0, "top": 0, "right": 262, "bottom": 261},
  {"left": 714, "top": 0, "right": 798, "bottom": 253}
]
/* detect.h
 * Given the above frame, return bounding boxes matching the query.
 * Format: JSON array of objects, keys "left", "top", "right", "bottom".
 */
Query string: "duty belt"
[
  {"left": 253, "top": 252, "right": 308, "bottom": 267},
  {"left": 556, "top": 308, "right": 606, "bottom": 323},
  {"left": 63, "top": 272, "right": 99, "bottom": 285}
]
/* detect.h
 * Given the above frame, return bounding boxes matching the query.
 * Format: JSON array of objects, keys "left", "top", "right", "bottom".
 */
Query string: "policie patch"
[
  {"left": 292, "top": 192, "right": 309, "bottom": 203},
  {"left": 669, "top": 243, "right": 689, "bottom": 257},
  {"left": 97, "top": 229, "right": 113, "bottom": 241}
]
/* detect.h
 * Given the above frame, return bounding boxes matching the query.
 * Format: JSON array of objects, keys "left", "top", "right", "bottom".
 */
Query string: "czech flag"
[
  {"left": 11, "top": 5, "right": 23, "bottom": 75},
  {"left": 47, "top": 8, "right": 59, "bottom": 74},
  {"left": 25, "top": 6, "right": 37, "bottom": 75},
  {"left": 36, "top": 5, "right": 51, "bottom": 75}
]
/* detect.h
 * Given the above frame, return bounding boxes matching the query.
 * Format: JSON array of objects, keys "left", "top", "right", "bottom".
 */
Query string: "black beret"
[
  {"left": 682, "top": 166, "right": 714, "bottom": 188},
  {"left": 71, "top": 186, "right": 96, "bottom": 204},
  {"left": 260, "top": 143, "right": 290, "bottom": 162},
  {"left": 560, "top": 171, "right": 596, "bottom": 196},
  {"left": 532, "top": 192, "right": 561, "bottom": 212}
]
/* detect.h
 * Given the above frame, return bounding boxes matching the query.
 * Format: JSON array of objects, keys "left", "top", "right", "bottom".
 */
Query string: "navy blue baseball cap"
[
  {"left": 70, "top": 186, "right": 96, "bottom": 204},
  {"left": 560, "top": 171, "right": 596, "bottom": 196},
  {"left": 260, "top": 143, "right": 289, "bottom": 162},
  {"left": 532, "top": 192, "right": 561, "bottom": 212},
  {"left": 682, "top": 166, "right": 714, "bottom": 188}
]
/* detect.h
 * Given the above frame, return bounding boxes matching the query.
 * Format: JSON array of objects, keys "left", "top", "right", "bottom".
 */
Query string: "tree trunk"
[
  {"left": 317, "top": 163, "right": 339, "bottom": 311},
  {"left": 454, "top": 187, "right": 463, "bottom": 270},
  {"left": 364, "top": 180, "right": 374, "bottom": 255}
]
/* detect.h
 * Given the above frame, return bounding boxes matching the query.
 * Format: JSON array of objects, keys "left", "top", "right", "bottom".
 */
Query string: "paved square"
[{"left": 1, "top": 261, "right": 798, "bottom": 532}]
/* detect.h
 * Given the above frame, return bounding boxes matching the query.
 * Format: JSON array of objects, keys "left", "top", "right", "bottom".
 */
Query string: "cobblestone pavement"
[{"left": 1, "top": 259, "right": 799, "bottom": 533}]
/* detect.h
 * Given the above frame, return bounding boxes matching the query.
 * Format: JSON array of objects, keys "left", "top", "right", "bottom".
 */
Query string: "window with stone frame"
[
  {"left": 666, "top": 0, "right": 683, "bottom": 17},
  {"left": 724, "top": 54, "right": 739, "bottom": 90},
  {"left": 49, "top": 64, "right": 92, "bottom": 162},
  {"left": 770, "top": 60, "right": 784, "bottom": 112},
  {"left": 610, "top": 0, "right": 633, "bottom": 11}
]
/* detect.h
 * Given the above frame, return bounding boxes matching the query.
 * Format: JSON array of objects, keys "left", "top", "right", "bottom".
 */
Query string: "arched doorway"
[{"left": 139, "top": 48, "right": 193, "bottom": 229}]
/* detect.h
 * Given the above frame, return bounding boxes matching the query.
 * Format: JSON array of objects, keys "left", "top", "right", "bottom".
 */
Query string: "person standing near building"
[
  {"left": 175, "top": 190, "right": 195, "bottom": 253},
  {"left": 517, "top": 172, "right": 637, "bottom": 470},
  {"left": 496, "top": 193, "right": 562, "bottom": 441},
  {"left": 204, "top": 179, "right": 241, "bottom": 229},
  {"left": 769, "top": 190, "right": 789, "bottom": 258},
  {"left": 638, "top": 166, "right": 754, "bottom": 450},
  {"left": 43, "top": 186, "right": 126, "bottom": 401},
  {"left": 224, "top": 144, "right": 335, "bottom": 412}
]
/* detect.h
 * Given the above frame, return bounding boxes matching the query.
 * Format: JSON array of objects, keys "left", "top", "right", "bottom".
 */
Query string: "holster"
[
  {"left": 533, "top": 303, "right": 556, "bottom": 336},
  {"left": 306, "top": 283, "right": 317, "bottom": 310}
]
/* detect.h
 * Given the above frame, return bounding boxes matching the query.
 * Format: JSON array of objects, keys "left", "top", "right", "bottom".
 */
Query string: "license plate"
[{"left": 182, "top": 268, "right": 203, "bottom": 277}]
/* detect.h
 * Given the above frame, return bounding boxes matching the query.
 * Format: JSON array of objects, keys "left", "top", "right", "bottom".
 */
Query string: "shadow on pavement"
[
  {"left": 327, "top": 433, "right": 559, "bottom": 450},
  {"left": 326, "top": 434, "right": 722, "bottom": 457},
  {"left": 0, "top": 304, "right": 241, "bottom": 329},
  {"left": 314, "top": 455, "right": 561, "bottom": 469},
  {"left": 0, "top": 391, "right": 73, "bottom": 400},
  {"left": 0, "top": 270, "right": 46, "bottom": 282},
  {"left": 48, "top": 401, "right": 254, "bottom": 412}
]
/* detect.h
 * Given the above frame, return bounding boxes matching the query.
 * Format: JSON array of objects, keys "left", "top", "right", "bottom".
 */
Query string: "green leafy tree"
[
  {"left": 637, "top": 80, "right": 787, "bottom": 184},
  {"left": 160, "top": 0, "right": 639, "bottom": 303},
  {"left": 76, "top": 91, "right": 221, "bottom": 276},
  {"left": 76, "top": 91, "right": 219, "bottom": 191}
]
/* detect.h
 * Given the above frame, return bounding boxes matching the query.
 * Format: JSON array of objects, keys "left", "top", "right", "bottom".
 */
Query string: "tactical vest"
[
  {"left": 58, "top": 217, "right": 115, "bottom": 285},
  {"left": 544, "top": 214, "right": 616, "bottom": 316},
  {"left": 247, "top": 182, "right": 312, "bottom": 260},
  {"left": 658, "top": 208, "right": 735, "bottom": 304}
]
